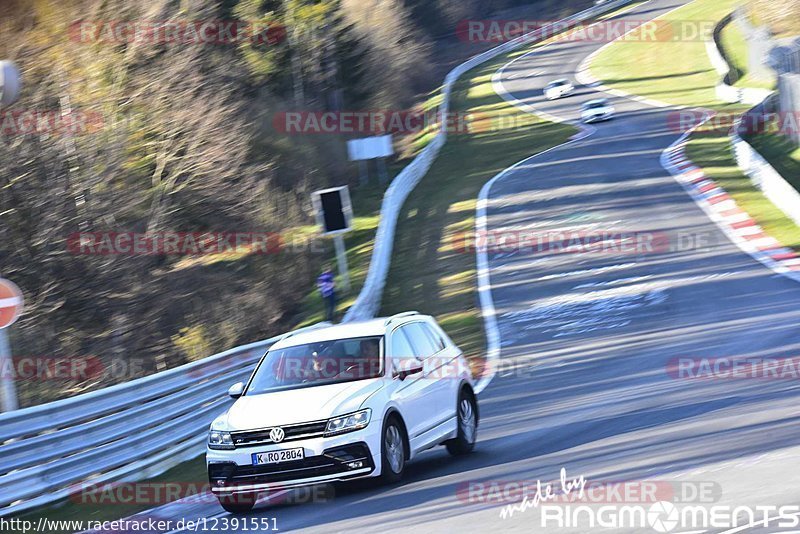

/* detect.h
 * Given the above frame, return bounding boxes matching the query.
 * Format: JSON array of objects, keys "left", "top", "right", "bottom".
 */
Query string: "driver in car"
[{"left": 358, "top": 339, "right": 381, "bottom": 378}]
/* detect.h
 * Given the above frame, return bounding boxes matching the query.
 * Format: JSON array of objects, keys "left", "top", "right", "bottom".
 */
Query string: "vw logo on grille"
[{"left": 269, "top": 427, "right": 285, "bottom": 443}]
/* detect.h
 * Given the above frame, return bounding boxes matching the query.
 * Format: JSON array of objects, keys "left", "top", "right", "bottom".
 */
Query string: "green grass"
[
  {"left": 589, "top": 0, "right": 800, "bottom": 251},
  {"left": 591, "top": 0, "right": 740, "bottom": 108},
  {"left": 685, "top": 132, "right": 800, "bottom": 250},
  {"left": 381, "top": 39, "right": 577, "bottom": 369},
  {"left": 719, "top": 17, "right": 775, "bottom": 90},
  {"left": 10, "top": 456, "right": 207, "bottom": 533},
  {"left": 745, "top": 130, "right": 800, "bottom": 193}
]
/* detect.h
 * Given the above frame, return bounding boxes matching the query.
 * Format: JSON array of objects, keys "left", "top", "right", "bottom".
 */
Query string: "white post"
[
  {"left": 333, "top": 234, "right": 351, "bottom": 293},
  {"left": 0, "top": 328, "right": 18, "bottom": 412},
  {"left": 0, "top": 63, "right": 21, "bottom": 413}
]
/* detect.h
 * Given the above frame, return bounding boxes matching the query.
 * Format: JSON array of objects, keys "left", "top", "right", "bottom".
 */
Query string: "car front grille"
[
  {"left": 209, "top": 443, "right": 374, "bottom": 486},
  {"left": 230, "top": 420, "right": 328, "bottom": 448}
]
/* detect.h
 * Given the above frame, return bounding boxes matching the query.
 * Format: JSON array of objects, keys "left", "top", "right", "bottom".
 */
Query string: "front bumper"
[
  {"left": 583, "top": 113, "right": 612, "bottom": 123},
  {"left": 208, "top": 428, "right": 382, "bottom": 495}
]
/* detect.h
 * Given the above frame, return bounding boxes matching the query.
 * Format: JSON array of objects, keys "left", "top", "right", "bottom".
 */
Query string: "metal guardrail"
[
  {"left": 344, "top": 0, "right": 636, "bottom": 322},
  {"left": 0, "top": 323, "right": 329, "bottom": 517},
  {"left": 0, "top": 0, "right": 639, "bottom": 518}
]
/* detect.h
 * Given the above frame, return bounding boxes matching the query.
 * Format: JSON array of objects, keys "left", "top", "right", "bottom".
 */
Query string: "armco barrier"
[
  {"left": 343, "top": 0, "right": 637, "bottom": 322},
  {"left": 732, "top": 96, "right": 800, "bottom": 227},
  {"left": 0, "top": 323, "right": 328, "bottom": 516}
]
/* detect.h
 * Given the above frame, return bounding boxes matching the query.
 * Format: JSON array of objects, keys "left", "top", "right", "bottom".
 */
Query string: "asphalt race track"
[{"left": 106, "top": 1, "right": 800, "bottom": 532}]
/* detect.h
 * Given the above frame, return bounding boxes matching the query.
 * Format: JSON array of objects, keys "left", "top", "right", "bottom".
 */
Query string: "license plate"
[{"left": 251, "top": 447, "right": 305, "bottom": 466}]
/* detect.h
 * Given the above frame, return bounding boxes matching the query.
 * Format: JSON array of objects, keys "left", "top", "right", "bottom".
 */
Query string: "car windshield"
[
  {"left": 585, "top": 101, "right": 607, "bottom": 109},
  {"left": 245, "top": 336, "right": 384, "bottom": 395}
]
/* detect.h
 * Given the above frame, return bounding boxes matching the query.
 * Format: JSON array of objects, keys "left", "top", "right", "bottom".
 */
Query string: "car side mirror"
[
  {"left": 394, "top": 359, "right": 424, "bottom": 381},
  {"left": 227, "top": 382, "right": 245, "bottom": 399}
]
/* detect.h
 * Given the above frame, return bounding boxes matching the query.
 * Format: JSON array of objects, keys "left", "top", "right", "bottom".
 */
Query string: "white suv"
[{"left": 206, "top": 312, "right": 479, "bottom": 513}]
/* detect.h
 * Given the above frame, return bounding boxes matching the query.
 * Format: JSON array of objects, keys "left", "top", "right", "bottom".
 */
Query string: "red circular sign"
[{"left": 0, "top": 278, "right": 23, "bottom": 329}]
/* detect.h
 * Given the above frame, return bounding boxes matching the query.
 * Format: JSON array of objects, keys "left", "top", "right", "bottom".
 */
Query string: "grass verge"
[
  {"left": 744, "top": 130, "right": 800, "bottom": 193},
  {"left": 381, "top": 43, "right": 577, "bottom": 367},
  {"left": 719, "top": 19, "right": 775, "bottom": 90},
  {"left": 589, "top": 0, "right": 800, "bottom": 251},
  {"left": 685, "top": 132, "right": 800, "bottom": 249}
]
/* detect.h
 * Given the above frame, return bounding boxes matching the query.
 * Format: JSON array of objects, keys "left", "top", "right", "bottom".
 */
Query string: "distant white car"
[
  {"left": 207, "top": 312, "right": 478, "bottom": 514},
  {"left": 581, "top": 98, "right": 615, "bottom": 123},
  {"left": 544, "top": 79, "right": 575, "bottom": 100}
]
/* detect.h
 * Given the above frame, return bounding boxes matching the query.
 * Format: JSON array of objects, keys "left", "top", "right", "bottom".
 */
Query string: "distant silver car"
[
  {"left": 581, "top": 98, "right": 615, "bottom": 123},
  {"left": 545, "top": 79, "right": 575, "bottom": 100}
]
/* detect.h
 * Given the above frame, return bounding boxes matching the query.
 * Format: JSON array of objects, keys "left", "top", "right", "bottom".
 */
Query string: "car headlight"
[
  {"left": 208, "top": 430, "right": 234, "bottom": 450},
  {"left": 325, "top": 409, "right": 371, "bottom": 436}
]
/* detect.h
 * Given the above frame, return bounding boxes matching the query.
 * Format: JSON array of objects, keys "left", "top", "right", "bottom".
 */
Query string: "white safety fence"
[
  {"left": 0, "top": 0, "right": 639, "bottom": 519},
  {"left": 706, "top": 14, "right": 800, "bottom": 226},
  {"left": 732, "top": 96, "right": 800, "bottom": 227},
  {"left": 344, "top": 0, "right": 637, "bottom": 321}
]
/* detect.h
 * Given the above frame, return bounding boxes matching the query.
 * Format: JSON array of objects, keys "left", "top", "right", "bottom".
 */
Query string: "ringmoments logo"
[
  {"left": 489, "top": 470, "right": 799, "bottom": 531},
  {"left": 538, "top": 502, "right": 800, "bottom": 531}
]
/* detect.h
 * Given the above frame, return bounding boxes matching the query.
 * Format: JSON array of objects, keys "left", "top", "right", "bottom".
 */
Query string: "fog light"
[{"left": 347, "top": 461, "right": 363, "bottom": 469}]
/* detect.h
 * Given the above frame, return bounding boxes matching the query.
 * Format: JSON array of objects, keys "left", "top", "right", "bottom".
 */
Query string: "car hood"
[{"left": 212, "top": 378, "right": 385, "bottom": 432}]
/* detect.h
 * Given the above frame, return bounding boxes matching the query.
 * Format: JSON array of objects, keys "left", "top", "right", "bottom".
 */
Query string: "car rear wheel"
[
  {"left": 446, "top": 390, "right": 477, "bottom": 456},
  {"left": 380, "top": 415, "right": 407, "bottom": 483},
  {"left": 217, "top": 492, "right": 257, "bottom": 514}
]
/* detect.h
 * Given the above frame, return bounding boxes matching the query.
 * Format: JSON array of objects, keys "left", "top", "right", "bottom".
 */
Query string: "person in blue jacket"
[{"left": 317, "top": 265, "right": 336, "bottom": 322}]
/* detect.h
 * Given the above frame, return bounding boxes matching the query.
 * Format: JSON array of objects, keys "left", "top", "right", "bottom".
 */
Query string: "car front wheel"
[
  {"left": 380, "top": 415, "right": 407, "bottom": 483},
  {"left": 446, "top": 389, "right": 477, "bottom": 455}
]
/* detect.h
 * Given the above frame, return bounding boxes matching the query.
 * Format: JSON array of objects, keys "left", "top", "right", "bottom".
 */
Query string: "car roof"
[
  {"left": 583, "top": 98, "right": 608, "bottom": 106},
  {"left": 548, "top": 79, "right": 568, "bottom": 84},
  {"left": 270, "top": 314, "right": 430, "bottom": 350}
]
